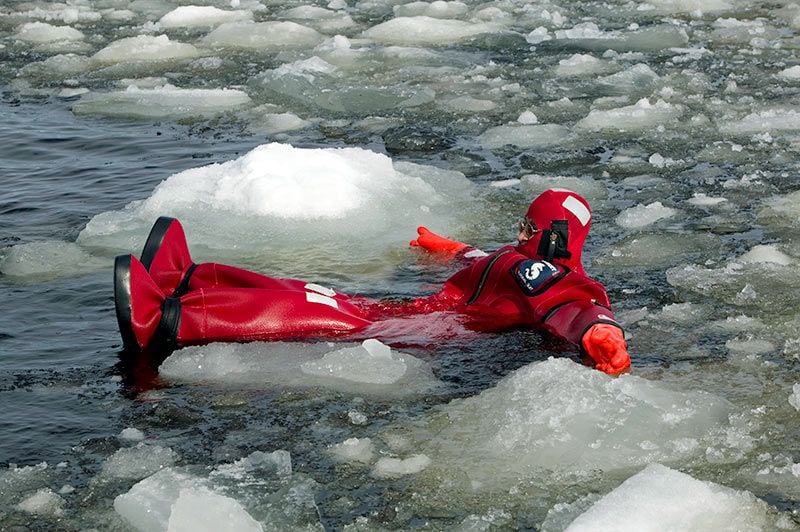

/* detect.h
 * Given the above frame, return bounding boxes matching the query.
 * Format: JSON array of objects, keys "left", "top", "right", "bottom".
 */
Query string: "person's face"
[{"left": 517, "top": 216, "right": 538, "bottom": 244}]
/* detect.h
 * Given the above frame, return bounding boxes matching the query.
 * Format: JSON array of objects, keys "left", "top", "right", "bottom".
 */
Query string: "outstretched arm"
[{"left": 409, "top": 226, "right": 487, "bottom": 260}]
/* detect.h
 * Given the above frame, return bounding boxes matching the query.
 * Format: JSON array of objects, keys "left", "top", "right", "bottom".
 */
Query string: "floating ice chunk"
[
  {"left": 15, "top": 488, "right": 65, "bottom": 517},
  {"left": 556, "top": 23, "right": 689, "bottom": 52},
  {"left": 329, "top": 438, "right": 375, "bottom": 463},
  {"left": 77, "top": 142, "right": 474, "bottom": 258},
  {"left": 301, "top": 339, "right": 408, "bottom": 384},
  {"left": 616, "top": 202, "right": 677, "bottom": 229},
  {"left": 457, "top": 509, "right": 513, "bottom": 530},
  {"left": 761, "top": 190, "right": 800, "bottom": 227},
  {"left": 361, "top": 16, "right": 501, "bottom": 46},
  {"left": 0, "top": 241, "right": 107, "bottom": 280},
  {"left": 246, "top": 111, "right": 312, "bottom": 134},
  {"left": 373, "top": 454, "right": 431, "bottom": 477},
  {"left": 711, "top": 17, "right": 780, "bottom": 45},
  {"left": 565, "top": 464, "right": 771, "bottom": 531},
  {"left": 279, "top": 5, "right": 356, "bottom": 32},
  {"left": 688, "top": 192, "right": 727, "bottom": 206},
  {"left": 554, "top": 54, "right": 613, "bottom": 77},
  {"left": 526, "top": 26, "right": 551, "bottom": 44},
  {"left": 91, "top": 35, "right": 200, "bottom": 65},
  {"left": 159, "top": 340, "right": 440, "bottom": 396},
  {"left": 268, "top": 56, "right": 337, "bottom": 82},
  {"left": 119, "top": 428, "right": 146, "bottom": 442},
  {"left": 16, "top": 3, "right": 101, "bottom": 24},
  {"left": 517, "top": 110, "right": 538, "bottom": 124},
  {"left": 707, "top": 315, "right": 766, "bottom": 334},
  {"left": 214, "top": 450, "right": 292, "bottom": 480},
  {"left": 158, "top": 6, "right": 252, "bottom": 28},
  {"left": 576, "top": 98, "right": 683, "bottom": 132},
  {"left": 789, "top": 384, "right": 800, "bottom": 411},
  {"left": 555, "top": 22, "right": 606, "bottom": 39},
  {"left": 168, "top": 487, "right": 263, "bottom": 532},
  {"left": 19, "top": 53, "right": 91, "bottom": 79},
  {"left": 597, "top": 64, "right": 659, "bottom": 93},
  {"left": 738, "top": 244, "right": 793, "bottom": 266},
  {"left": 718, "top": 108, "right": 800, "bottom": 134},
  {"left": 203, "top": 21, "right": 324, "bottom": 50},
  {"left": 644, "top": 0, "right": 732, "bottom": 14},
  {"left": 0, "top": 462, "right": 49, "bottom": 501},
  {"left": 778, "top": 66, "right": 800, "bottom": 80},
  {"left": 58, "top": 87, "right": 89, "bottom": 98},
  {"left": 394, "top": 1, "right": 470, "bottom": 18},
  {"left": 478, "top": 123, "right": 571, "bottom": 149},
  {"left": 443, "top": 95, "right": 497, "bottom": 112},
  {"left": 655, "top": 302, "right": 710, "bottom": 324},
  {"left": 114, "top": 469, "right": 209, "bottom": 532},
  {"left": 15, "top": 21, "right": 84, "bottom": 43},
  {"left": 408, "top": 358, "right": 733, "bottom": 491},
  {"left": 73, "top": 85, "right": 251, "bottom": 120},
  {"left": 348, "top": 411, "right": 368, "bottom": 425},
  {"left": 649, "top": 153, "right": 672, "bottom": 168},
  {"left": 726, "top": 337, "right": 775, "bottom": 355},
  {"left": 101, "top": 443, "right": 178, "bottom": 479},
  {"left": 596, "top": 233, "right": 721, "bottom": 268}
]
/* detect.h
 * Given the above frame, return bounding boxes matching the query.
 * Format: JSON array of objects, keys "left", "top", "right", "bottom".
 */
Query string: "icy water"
[{"left": 3, "top": 0, "right": 800, "bottom": 530}]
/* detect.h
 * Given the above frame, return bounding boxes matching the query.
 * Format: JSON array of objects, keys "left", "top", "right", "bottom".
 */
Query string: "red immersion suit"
[{"left": 115, "top": 189, "right": 630, "bottom": 374}]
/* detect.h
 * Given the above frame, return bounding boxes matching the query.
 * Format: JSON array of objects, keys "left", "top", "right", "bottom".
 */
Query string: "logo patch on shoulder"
[{"left": 514, "top": 260, "right": 560, "bottom": 294}]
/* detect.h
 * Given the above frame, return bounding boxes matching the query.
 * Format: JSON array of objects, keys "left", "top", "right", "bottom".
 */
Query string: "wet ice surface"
[{"left": 3, "top": 0, "right": 800, "bottom": 529}]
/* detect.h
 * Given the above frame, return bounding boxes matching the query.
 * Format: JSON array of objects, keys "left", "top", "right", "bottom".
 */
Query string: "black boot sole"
[
  {"left": 140, "top": 216, "right": 177, "bottom": 271},
  {"left": 114, "top": 255, "right": 137, "bottom": 351}
]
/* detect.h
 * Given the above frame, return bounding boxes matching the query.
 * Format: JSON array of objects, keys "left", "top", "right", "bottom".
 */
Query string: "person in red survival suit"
[{"left": 114, "top": 189, "right": 631, "bottom": 375}]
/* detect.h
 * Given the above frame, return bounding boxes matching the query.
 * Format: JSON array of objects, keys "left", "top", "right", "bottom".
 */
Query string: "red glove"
[
  {"left": 581, "top": 323, "right": 631, "bottom": 376},
  {"left": 410, "top": 226, "right": 468, "bottom": 256}
]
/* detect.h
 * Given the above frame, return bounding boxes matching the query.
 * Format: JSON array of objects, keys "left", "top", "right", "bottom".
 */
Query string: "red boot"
[
  {"left": 140, "top": 217, "right": 194, "bottom": 297},
  {"left": 114, "top": 254, "right": 168, "bottom": 350},
  {"left": 141, "top": 216, "right": 299, "bottom": 294}
]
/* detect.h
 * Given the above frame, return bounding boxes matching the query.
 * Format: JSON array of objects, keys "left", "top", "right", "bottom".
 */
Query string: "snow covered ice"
[{"left": 74, "top": 142, "right": 475, "bottom": 278}]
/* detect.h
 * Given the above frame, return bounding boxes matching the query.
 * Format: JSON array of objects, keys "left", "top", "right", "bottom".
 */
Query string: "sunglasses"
[{"left": 518, "top": 217, "right": 538, "bottom": 236}]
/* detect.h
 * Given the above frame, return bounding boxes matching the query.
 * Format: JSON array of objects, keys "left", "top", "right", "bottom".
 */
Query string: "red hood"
[{"left": 515, "top": 189, "right": 592, "bottom": 275}]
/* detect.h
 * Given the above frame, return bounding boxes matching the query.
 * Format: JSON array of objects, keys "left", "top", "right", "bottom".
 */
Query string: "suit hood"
[{"left": 515, "top": 189, "right": 592, "bottom": 275}]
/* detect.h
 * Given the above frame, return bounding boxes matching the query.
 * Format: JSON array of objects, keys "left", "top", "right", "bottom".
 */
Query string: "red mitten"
[
  {"left": 581, "top": 323, "right": 631, "bottom": 376},
  {"left": 410, "top": 226, "right": 468, "bottom": 256}
]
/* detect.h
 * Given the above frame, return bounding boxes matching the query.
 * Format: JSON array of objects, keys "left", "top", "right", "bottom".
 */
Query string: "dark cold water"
[{"left": 2, "top": 0, "right": 800, "bottom": 530}]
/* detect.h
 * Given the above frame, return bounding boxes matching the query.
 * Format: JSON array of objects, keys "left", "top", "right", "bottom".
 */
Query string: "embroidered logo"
[{"left": 514, "top": 260, "right": 560, "bottom": 294}]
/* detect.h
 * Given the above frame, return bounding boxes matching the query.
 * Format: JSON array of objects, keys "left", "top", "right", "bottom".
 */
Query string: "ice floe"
[
  {"left": 76, "top": 143, "right": 475, "bottom": 265},
  {"left": 575, "top": 99, "right": 684, "bottom": 133},
  {"left": 389, "top": 358, "right": 737, "bottom": 492},
  {"left": 159, "top": 339, "right": 441, "bottom": 396},
  {"left": 616, "top": 202, "right": 678, "bottom": 229},
  {"left": 91, "top": 35, "right": 201, "bottom": 66},
  {"left": 478, "top": 123, "right": 571, "bottom": 149},
  {"left": 72, "top": 85, "right": 251, "bottom": 121},
  {"left": 114, "top": 451, "right": 320, "bottom": 531},
  {"left": 157, "top": 6, "right": 253, "bottom": 29},
  {"left": 202, "top": 21, "right": 325, "bottom": 51},
  {"left": 563, "top": 464, "right": 773, "bottom": 531},
  {"left": 361, "top": 16, "right": 502, "bottom": 46}
]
